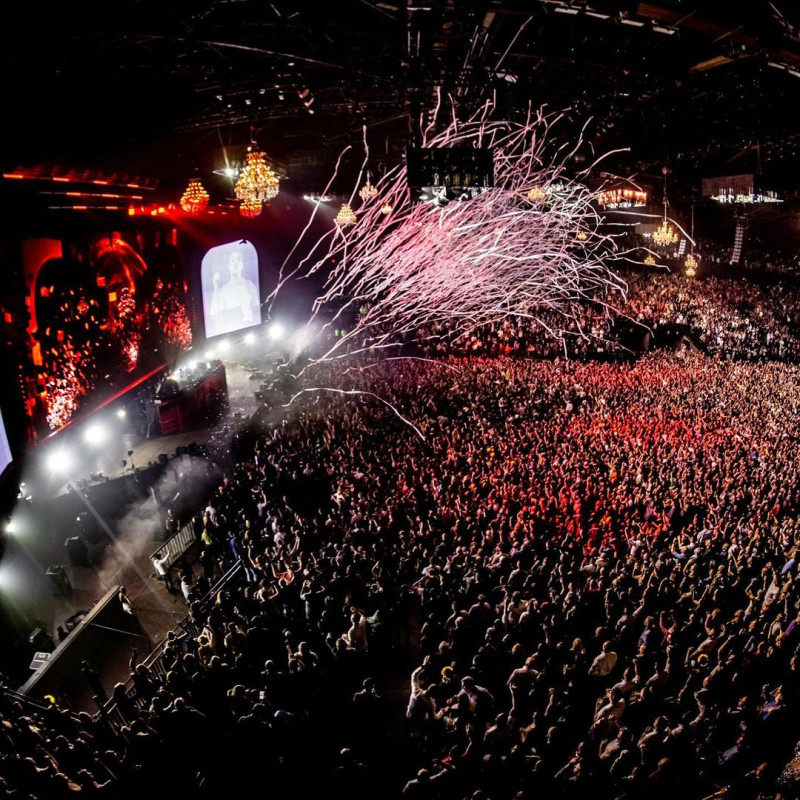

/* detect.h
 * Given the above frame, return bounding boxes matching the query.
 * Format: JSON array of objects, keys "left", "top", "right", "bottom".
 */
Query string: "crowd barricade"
[
  {"left": 149, "top": 520, "right": 197, "bottom": 570},
  {"left": 100, "top": 561, "right": 244, "bottom": 729}
]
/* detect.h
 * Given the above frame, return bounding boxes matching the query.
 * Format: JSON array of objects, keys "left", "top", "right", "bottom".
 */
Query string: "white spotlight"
[
  {"left": 47, "top": 449, "right": 73, "bottom": 474},
  {"left": 84, "top": 424, "right": 107, "bottom": 446},
  {"left": 244, "top": 332, "right": 256, "bottom": 345},
  {"left": 268, "top": 322, "right": 284, "bottom": 341},
  {"left": 204, "top": 349, "right": 216, "bottom": 360},
  {"left": 116, "top": 408, "right": 127, "bottom": 419},
  {"left": 218, "top": 339, "right": 231, "bottom": 353},
  {"left": 5, "top": 519, "right": 15, "bottom": 535}
]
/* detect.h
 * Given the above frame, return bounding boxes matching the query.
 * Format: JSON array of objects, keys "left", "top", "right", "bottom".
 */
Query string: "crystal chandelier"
[
  {"left": 239, "top": 196, "right": 262, "bottom": 218},
  {"left": 684, "top": 204, "right": 697, "bottom": 277},
  {"left": 180, "top": 177, "right": 209, "bottom": 214},
  {"left": 652, "top": 219, "right": 678, "bottom": 247},
  {"left": 644, "top": 254, "right": 656, "bottom": 266},
  {"left": 526, "top": 185, "right": 546, "bottom": 203},
  {"left": 653, "top": 167, "right": 678, "bottom": 247},
  {"left": 335, "top": 203, "right": 357, "bottom": 227},
  {"left": 359, "top": 180, "right": 378, "bottom": 202},
  {"left": 235, "top": 149, "right": 280, "bottom": 203},
  {"left": 576, "top": 230, "right": 588, "bottom": 241},
  {"left": 380, "top": 204, "right": 393, "bottom": 215}
]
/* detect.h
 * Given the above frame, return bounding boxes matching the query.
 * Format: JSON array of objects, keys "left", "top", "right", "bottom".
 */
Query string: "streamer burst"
[{"left": 273, "top": 96, "right": 633, "bottom": 367}]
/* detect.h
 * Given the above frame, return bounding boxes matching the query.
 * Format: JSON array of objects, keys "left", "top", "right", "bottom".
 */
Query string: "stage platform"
[{"left": 2, "top": 349, "right": 290, "bottom": 709}]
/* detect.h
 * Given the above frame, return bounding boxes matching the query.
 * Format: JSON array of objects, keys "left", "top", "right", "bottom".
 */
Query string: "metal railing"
[
  {"left": 100, "top": 560, "right": 244, "bottom": 729},
  {"left": 148, "top": 520, "right": 197, "bottom": 570},
  {"left": 1, "top": 686, "right": 66, "bottom": 716}
]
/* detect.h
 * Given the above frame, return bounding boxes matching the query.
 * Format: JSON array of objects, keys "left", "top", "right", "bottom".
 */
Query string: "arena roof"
[{"left": 5, "top": 1, "right": 800, "bottom": 197}]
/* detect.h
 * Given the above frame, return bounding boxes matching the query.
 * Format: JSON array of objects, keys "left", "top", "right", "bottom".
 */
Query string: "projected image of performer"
[{"left": 209, "top": 248, "right": 259, "bottom": 326}]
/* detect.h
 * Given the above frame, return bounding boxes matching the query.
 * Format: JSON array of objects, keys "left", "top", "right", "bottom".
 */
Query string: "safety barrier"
[{"left": 100, "top": 560, "right": 244, "bottom": 728}]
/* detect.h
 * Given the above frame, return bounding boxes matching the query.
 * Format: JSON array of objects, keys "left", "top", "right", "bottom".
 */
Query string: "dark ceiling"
[{"left": 5, "top": 0, "right": 800, "bottom": 200}]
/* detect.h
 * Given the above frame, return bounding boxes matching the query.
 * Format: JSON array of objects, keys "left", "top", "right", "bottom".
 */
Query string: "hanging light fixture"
[
  {"left": 239, "top": 196, "right": 262, "bottom": 218},
  {"left": 180, "top": 177, "right": 210, "bottom": 214},
  {"left": 644, "top": 254, "right": 656, "bottom": 266},
  {"left": 685, "top": 202, "right": 698, "bottom": 276},
  {"left": 653, "top": 166, "right": 678, "bottom": 247},
  {"left": 235, "top": 148, "right": 280, "bottom": 203},
  {"left": 526, "top": 185, "right": 546, "bottom": 203},
  {"left": 335, "top": 203, "right": 357, "bottom": 227},
  {"left": 652, "top": 219, "right": 678, "bottom": 247},
  {"left": 575, "top": 230, "right": 588, "bottom": 241},
  {"left": 380, "top": 203, "right": 393, "bottom": 215},
  {"left": 359, "top": 173, "right": 378, "bottom": 202}
]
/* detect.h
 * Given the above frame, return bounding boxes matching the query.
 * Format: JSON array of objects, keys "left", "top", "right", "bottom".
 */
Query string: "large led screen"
[
  {"left": 0, "top": 409, "right": 12, "bottom": 478},
  {"left": 201, "top": 240, "right": 261, "bottom": 338}
]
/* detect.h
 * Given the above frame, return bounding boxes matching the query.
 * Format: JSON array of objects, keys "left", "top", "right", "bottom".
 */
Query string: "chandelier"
[
  {"left": 652, "top": 219, "right": 678, "bottom": 247},
  {"left": 684, "top": 205, "right": 698, "bottom": 277},
  {"left": 653, "top": 168, "right": 678, "bottom": 247},
  {"left": 235, "top": 150, "right": 280, "bottom": 203},
  {"left": 180, "top": 177, "right": 210, "bottom": 214},
  {"left": 380, "top": 204, "right": 393, "bottom": 215},
  {"left": 526, "top": 185, "right": 546, "bottom": 203},
  {"left": 644, "top": 254, "right": 656, "bottom": 266},
  {"left": 239, "top": 196, "right": 262, "bottom": 218},
  {"left": 335, "top": 203, "right": 357, "bottom": 227},
  {"left": 359, "top": 180, "right": 378, "bottom": 202},
  {"left": 575, "top": 230, "right": 588, "bottom": 241}
]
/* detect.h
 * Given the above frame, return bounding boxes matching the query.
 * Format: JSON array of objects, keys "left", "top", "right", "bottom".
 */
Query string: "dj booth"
[{"left": 153, "top": 360, "right": 228, "bottom": 436}]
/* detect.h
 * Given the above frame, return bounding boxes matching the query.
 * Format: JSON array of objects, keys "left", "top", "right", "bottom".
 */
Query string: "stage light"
[
  {"left": 187, "top": 361, "right": 197, "bottom": 371},
  {"left": 218, "top": 339, "right": 231, "bottom": 353},
  {"left": 268, "top": 322, "right": 284, "bottom": 340},
  {"left": 84, "top": 424, "right": 107, "bottom": 446},
  {"left": 5, "top": 519, "right": 15, "bottom": 535},
  {"left": 204, "top": 349, "right": 216, "bottom": 360},
  {"left": 244, "top": 332, "right": 256, "bottom": 345},
  {"left": 47, "top": 449, "right": 73, "bottom": 474},
  {"left": 117, "top": 408, "right": 126, "bottom": 419}
]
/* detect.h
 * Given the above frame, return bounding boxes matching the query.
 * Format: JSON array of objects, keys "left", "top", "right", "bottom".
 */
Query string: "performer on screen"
[{"left": 209, "top": 248, "right": 259, "bottom": 325}]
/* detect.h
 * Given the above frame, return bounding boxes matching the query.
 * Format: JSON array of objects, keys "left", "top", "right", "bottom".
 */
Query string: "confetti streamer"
[{"left": 273, "top": 93, "right": 635, "bottom": 373}]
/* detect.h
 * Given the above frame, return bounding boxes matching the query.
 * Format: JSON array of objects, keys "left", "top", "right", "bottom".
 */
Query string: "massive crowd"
[
  {"left": 4, "top": 335, "right": 800, "bottom": 797},
  {"left": 420, "top": 267, "right": 800, "bottom": 363}
]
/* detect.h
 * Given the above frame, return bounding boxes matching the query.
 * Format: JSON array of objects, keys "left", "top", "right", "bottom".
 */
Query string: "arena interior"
[{"left": 4, "top": 2, "right": 800, "bottom": 798}]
